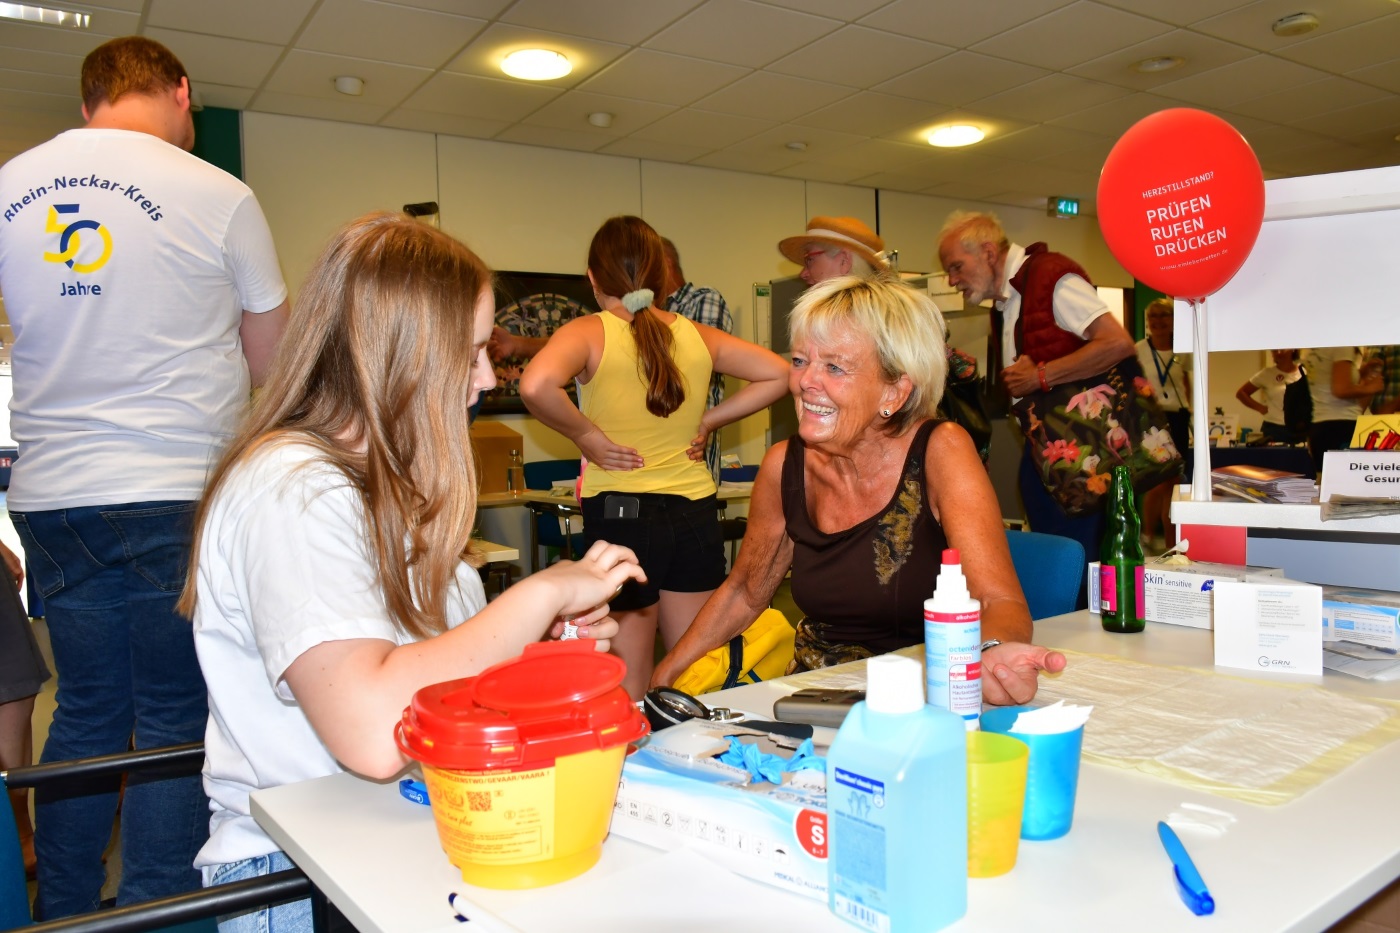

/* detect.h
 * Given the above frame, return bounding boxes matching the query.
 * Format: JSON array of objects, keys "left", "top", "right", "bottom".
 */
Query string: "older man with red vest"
[{"left": 938, "top": 211, "right": 1135, "bottom": 578}]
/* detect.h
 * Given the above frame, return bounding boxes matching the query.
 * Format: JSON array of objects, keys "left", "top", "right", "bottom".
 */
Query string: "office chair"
[
  {"left": 1004, "top": 530, "right": 1085, "bottom": 620},
  {"left": 522, "top": 459, "right": 585, "bottom": 575},
  {"left": 1, "top": 743, "right": 323, "bottom": 933}
]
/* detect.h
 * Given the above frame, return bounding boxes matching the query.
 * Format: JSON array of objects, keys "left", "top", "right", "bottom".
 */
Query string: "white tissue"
[{"left": 1008, "top": 700, "right": 1094, "bottom": 734}]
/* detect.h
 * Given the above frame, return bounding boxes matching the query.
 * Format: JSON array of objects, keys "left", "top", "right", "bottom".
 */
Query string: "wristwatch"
[{"left": 980, "top": 639, "right": 1003, "bottom": 653}]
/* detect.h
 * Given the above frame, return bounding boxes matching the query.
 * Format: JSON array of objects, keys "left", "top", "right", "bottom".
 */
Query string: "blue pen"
[{"left": 1158, "top": 821, "right": 1216, "bottom": 916}]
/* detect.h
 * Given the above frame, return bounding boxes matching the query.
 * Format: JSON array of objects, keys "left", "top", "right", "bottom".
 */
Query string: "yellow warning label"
[{"left": 423, "top": 766, "right": 556, "bottom": 865}]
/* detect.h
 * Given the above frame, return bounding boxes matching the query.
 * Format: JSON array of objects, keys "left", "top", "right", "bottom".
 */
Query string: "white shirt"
[
  {"left": 1306, "top": 347, "right": 1365, "bottom": 423},
  {"left": 192, "top": 440, "right": 484, "bottom": 872},
  {"left": 1249, "top": 365, "right": 1302, "bottom": 425},
  {"left": 0, "top": 128, "right": 287, "bottom": 510}
]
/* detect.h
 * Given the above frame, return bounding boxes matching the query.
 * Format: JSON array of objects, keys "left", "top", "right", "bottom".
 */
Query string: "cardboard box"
[
  {"left": 608, "top": 720, "right": 829, "bottom": 901},
  {"left": 1321, "top": 586, "right": 1400, "bottom": 651},
  {"left": 1088, "top": 560, "right": 1285, "bottom": 629},
  {"left": 469, "top": 421, "right": 523, "bottom": 494}
]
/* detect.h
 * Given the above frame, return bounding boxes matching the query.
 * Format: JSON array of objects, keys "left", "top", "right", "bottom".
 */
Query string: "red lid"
[{"left": 395, "top": 641, "right": 649, "bottom": 771}]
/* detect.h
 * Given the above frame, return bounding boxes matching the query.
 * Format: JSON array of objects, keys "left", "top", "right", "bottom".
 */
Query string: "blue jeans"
[
  {"left": 10, "top": 501, "right": 209, "bottom": 918},
  {"left": 208, "top": 851, "right": 310, "bottom": 933},
  {"left": 1017, "top": 451, "right": 1105, "bottom": 610}
]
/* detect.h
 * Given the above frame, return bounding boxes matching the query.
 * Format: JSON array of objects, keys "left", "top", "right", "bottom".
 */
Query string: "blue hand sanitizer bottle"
[{"left": 827, "top": 654, "right": 968, "bottom": 933}]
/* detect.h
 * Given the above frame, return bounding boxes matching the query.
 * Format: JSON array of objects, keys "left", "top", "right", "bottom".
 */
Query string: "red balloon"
[{"left": 1097, "top": 109, "right": 1264, "bottom": 301}]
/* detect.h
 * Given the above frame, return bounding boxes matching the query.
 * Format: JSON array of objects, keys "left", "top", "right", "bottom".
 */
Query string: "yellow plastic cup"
[
  {"left": 397, "top": 642, "right": 649, "bottom": 889},
  {"left": 966, "top": 731, "right": 1029, "bottom": 878}
]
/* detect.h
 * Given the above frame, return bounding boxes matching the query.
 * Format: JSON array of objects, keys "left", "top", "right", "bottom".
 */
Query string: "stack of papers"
[{"left": 1211, "top": 464, "right": 1316, "bottom": 503}]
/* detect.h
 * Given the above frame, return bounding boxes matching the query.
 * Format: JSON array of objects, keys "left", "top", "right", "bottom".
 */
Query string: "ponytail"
[{"left": 587, "top": 215, "right": 685, "bottom": 416}]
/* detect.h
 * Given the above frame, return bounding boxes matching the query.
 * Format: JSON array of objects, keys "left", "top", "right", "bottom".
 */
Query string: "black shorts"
[
  {"left": 0, "top": 575, "right": 49, "bottom": 704},
  {"left": 581, "top": 492, "right": 726, "bottom": 611}
]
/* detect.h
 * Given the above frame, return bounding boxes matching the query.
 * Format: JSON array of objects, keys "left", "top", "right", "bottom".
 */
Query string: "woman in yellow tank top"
[{"left": 521, "top": 216, "right": 789, "bottom": 698}]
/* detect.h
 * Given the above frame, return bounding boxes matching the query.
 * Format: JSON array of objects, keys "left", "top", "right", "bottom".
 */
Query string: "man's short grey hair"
[{"left": 938, "top": 210, "right": 1009, "bottom": 255}]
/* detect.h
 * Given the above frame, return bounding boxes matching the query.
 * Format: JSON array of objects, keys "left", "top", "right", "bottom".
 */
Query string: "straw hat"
[{"left": 778, "top": 216, "right": 887, "bottom": 270}]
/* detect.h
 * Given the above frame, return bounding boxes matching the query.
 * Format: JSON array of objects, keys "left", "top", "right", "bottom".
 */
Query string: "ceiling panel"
[
  {"left": 262, "top": 52, "right": 432, "bottom": 106},
  {"left": 645, "top": 0, "right": 841, "bottom": 69},
  {"left": 968, "top": 74, "right": 1132, "bottom": 123},
  {"left": 1068, "top": 28, "right": 1255, "bottom": 90},
  {"left": 1150, "top": 54, "right": 1327, "bottom": 108},
  {"left": 498, "top": 0, "right": 703, "bottom": 45},
  {"left": 971, "top": 1, "right": 1174, "bottom": 73},
  {"left": 1190, "top": 0, "right": 1396, "bottom": 52},
  {"left": 766, "top": 26, "right": 954, "bottom": 89},
  {"left": 577, "top": 49, "right": 748, "bottom": 107},
  {"left": 400, "top": 72, "right": 560, "bottom": 121},
  {"left": 144, "top": 28, "right": 284, "bottom": 91},
  {"left": 692, "top": 71, "right": 854, "bottom": 122},
  {"left": 791, "top": 91, "right": 950, "bottom": 138},
  {"left": 875, "top": 51, "right": 1050, "bottom": 107},
  {"left": 146, "top": 0, "right": 318, "bottom": 45},
  {"left": 630, "top": 108, "right": 774, "bottom": 149},
  {"left": 1273, "top": 12, "right": 1400, "bottom": 73},
  {"left": 858, "top": 0, "right": 1075, "bottom": 48},
  {"left": 522, "top": 90, "right": 675, "bottom": 136},
  {"left": 0, "top": 0, "right": 1395, "bottom": 208},
  {"left": 294, "top": 0, "right": 487, "bottom": 69},
  {"left": 443, "top": 23, "right": 628, "bottom": 88}
]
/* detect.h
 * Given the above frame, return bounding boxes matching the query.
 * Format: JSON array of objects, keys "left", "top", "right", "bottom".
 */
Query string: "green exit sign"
[{"left": 1048, "top": 196, "right": 1079, "bottom": 218}]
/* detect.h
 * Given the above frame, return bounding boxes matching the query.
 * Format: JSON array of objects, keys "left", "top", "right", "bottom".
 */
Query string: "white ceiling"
[{"left": 2, "top": 0, "right": 1398, "bottom": 215}]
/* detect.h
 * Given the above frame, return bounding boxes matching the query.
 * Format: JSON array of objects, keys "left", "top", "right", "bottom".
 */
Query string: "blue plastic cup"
[{"left": 980, "top": 705, "right": 1084, "bottom": 841}]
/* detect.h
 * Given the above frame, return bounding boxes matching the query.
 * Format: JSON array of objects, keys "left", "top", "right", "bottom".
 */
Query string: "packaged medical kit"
[
  {"left": 608, "top": 718, "right": 830, "bottom": 901},
  {"left": 1088, "top": 559, "right": 1284, "bottom": 629},
  {"left": 1321, "top": 585, "right": 1400, "bottom": 651}
]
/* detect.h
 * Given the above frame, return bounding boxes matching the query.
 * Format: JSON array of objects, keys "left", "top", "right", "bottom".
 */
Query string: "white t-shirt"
[
  {"left": 996, "top": 243, "right": 1110, "bottom": 401},
  {"left": 0, "top": 128, "right": 287, "bottom": 510},
  {"left": 191, "top": 440, "right": 485, "bottom": 873},
  {"left": 1135, "top": 339, "right": 1191, "bottom": 413},
  {"left": 1307, "top": 347, "right": 1365, "bottom": 423},
  {"left": 1248, "top": 365, "right": 1302, "bottom": 426}
]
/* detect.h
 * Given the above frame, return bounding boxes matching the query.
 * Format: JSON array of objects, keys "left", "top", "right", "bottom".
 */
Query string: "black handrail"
[
  {"left": 1, "top": 742, "right": 205, "bottom": 789},
  {"left": 1, "top": 868, "right": 315, "bottom": 933}
]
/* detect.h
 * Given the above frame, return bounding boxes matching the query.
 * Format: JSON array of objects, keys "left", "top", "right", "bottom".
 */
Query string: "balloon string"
[{"left": 1190, "top": 297, "right": 1212, "bottom": 503}]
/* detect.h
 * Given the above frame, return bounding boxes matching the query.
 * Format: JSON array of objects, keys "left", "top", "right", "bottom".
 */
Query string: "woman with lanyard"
[{"left": 1136, "top": 298, "right": 1191, "bottom": 549}]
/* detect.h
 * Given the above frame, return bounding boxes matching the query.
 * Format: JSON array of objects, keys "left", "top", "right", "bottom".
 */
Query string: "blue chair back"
[
  {"left": 720, "top": 465, "right": 759, "bottom": 483},
  {"left": 1004, "top": 530, "right": 1085, "bottom": 620},
  {"left": 0, "top": 775, "right": 30, "bottom": 927},
  {"left": 523, "top": 459, "right": 586, "bottom": 558}
]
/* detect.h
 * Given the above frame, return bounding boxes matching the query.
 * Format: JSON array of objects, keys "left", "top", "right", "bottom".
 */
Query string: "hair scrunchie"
[{"left": 621, "top": 288, "right": 654, "bottom": 312}]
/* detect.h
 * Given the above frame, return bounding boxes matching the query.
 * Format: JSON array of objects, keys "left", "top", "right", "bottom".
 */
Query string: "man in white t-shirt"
[
  {"left": 0, "top": 36, "right": 288, "bottom": 918},
  {"left": 938, "top": 211, "right": 1135, "bottom": 585}
]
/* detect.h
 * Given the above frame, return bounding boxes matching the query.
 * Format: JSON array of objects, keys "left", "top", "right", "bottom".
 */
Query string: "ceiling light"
[
  {"left": 927, "top": 124, "right": 984, "bottom": 148},
  {"left": 333, "top": 75, "right": 364, "bottom": 96},
  {"left": 0, "top": 2, "right": 90, "bottom": 28},
  {"left": 1272, "top": 12, "right": 1320, "bottom": 37},
  {"left": 587, "top": 111, "right": 613, "bottom": 128},
  {"left": 786, "top": 141, "right": 808, "bottom": 152},
  {"left": 1134, "top": 56, "right": 1183, "bottom": 73},
  {"left": 501, "top": 49, "right": 571, "bottom": 81}
]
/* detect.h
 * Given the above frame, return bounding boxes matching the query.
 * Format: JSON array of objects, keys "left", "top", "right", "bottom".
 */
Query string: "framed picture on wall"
[{"left": 482, "top": 271, "right": 595, "bottom": 414}]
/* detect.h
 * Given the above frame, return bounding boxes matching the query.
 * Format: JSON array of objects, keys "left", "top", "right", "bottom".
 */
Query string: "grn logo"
[{"left": 43, "top": 203, "right": 112, "bottom": 273}]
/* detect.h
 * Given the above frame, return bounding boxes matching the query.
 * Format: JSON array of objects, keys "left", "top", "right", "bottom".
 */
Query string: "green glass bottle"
[{"left": 1099, "top": 465, "right": 1145, "bottom": 633}]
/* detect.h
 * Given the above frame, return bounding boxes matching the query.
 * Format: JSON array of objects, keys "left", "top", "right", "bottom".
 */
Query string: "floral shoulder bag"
[{"left": 1012, "top": 356, "right": 1184, "bottom": 517}]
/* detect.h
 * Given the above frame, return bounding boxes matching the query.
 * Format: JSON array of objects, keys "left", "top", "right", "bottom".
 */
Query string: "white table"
[{"left": 250, "top": 612, "right": 1400, "bottom": 933}]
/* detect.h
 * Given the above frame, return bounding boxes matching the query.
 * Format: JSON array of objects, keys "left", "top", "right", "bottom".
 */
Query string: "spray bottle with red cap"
[{"left": 924, "top": 548, "right": 982, "bottom": 731}]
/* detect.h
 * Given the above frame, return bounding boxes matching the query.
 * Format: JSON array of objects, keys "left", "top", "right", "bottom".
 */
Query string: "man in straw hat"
[{"left": 778, "top": 216, "right": 888, "bottom": 286}]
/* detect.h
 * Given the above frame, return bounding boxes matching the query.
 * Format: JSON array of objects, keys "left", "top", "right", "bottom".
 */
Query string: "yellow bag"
[{"left": 672, "top": 609, "right": 795, "bottom": 696}]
